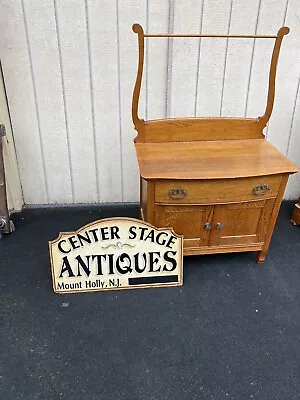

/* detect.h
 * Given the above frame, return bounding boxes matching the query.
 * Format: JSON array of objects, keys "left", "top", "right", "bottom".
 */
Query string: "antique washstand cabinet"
[{"left": 132, "top": 24, "right": 298, "bottom": 262}]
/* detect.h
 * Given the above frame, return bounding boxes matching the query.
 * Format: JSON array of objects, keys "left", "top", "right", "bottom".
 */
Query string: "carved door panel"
[
  {"left": 154, "top": 205, "right": 214, "bottom": 248},
  {"left": 210, "top": 199, "right": 275, "bottom": 246}
]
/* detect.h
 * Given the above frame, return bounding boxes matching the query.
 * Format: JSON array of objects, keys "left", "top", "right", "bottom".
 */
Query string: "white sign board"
[{"left": 49, "top": 218, "right": 183, "bottom": 293}]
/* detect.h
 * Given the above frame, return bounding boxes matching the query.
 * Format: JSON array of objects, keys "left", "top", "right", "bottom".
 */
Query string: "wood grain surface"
[
  {"left": 141, "top": 117, "right": 264, "bottom": 142},
  {"left": 154, "top": 175, "right": 282, "bottom": 204},
  {"left": 135, "top": 139, "right": 298, "bottom": 180}
]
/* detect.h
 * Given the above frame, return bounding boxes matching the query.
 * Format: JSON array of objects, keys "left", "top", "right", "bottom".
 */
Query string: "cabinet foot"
[{"left": 256, "top": 251, "right": 266, "bottom": 263}]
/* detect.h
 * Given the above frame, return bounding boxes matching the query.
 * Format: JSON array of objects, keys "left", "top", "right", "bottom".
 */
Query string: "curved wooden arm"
[
  {"left": 259, "top": 26, "right": 290, "bottom": 128},
  {"left": 132, "top": 24, "right": 144, "bottom": 130}
]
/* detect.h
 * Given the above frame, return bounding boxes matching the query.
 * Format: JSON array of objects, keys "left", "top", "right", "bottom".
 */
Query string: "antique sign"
[{"left": 49, "top": 218, "right": 183, "bottom": 294}]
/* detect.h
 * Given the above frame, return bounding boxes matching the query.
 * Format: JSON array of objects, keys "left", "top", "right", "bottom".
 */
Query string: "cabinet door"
[
  {"left": 210, "top": 199, "right": 275, "bottom": 246},
  {"left": 154, "top": 205, "right": 214, "bottom": 248}
]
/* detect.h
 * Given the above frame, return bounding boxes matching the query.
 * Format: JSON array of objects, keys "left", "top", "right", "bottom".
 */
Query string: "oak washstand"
[{"left": 132, "top": 24, "right": 298, "bottom": 262}]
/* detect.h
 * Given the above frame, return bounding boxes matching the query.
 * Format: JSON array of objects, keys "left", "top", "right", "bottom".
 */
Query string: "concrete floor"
[{"left": 0, "top": 201, "right": 299, "bottom": 400}]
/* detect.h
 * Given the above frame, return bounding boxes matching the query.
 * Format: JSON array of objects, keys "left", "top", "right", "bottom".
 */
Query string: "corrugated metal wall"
[{"left": 0, "top": 0, "right": 299, "bottom": 204}]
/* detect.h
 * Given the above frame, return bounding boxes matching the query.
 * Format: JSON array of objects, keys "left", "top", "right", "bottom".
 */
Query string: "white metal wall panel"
[
  {"left": 22, "top": 0, "right": 73, "bottom": 204},
  {"left": 245, "top": 0, "right": 288, "bottom": 122},
  {"left": 272, "top": 0, "right": 300, "bottom": 199},
  {"left": 221, "top": 0, "right": 261, "bottom": 117},
  {"left": 0, "top": 0, "right": 299, "bottom": 204},
  {"left": 286, "top": 79, "right": 300, "bottom": 200},
  {"left": 118, "top": 0, "right": 146, "bottom": 202},
  {"left": 146, "top": 0, "right": 169, "bottom": 120},
  {"left": 86, "top": 0, "right": 122, "bottom": 203},
  {"left": 54, "top": 0, "right": 98, "bottom": 203},
  {"left": 0, "top": 0, "right": 47, "bottom": 204},
  {"left": 170, "top": 0, "right": 204, "bottom": 118},
  {"left": 196, "top": 0, "right": 232, "bottom": 117},
  {"left": 267, "top": 0, "right": 300, "bottom": 154}
]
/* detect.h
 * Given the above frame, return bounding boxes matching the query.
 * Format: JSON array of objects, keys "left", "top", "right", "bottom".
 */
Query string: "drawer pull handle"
[
  {"left": 216, "top": 223, "right": 224, "bottom": 231},
  {"left": 168, "top": 188, "right": 187, "bottom": 200},
  {"left": 204, "top": 223, "right": 212, "bottom": 231},
  {"left": 253, "top": 184, "right": 270, "bottom": 195}
]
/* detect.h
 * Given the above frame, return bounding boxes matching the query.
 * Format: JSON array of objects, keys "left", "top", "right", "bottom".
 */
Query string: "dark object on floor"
[
  {"left": 291, "top": 197, "right": 300, "bottom": 225},
  {"left": 0, "top": 201, "right": 299, "bottom": 400}
]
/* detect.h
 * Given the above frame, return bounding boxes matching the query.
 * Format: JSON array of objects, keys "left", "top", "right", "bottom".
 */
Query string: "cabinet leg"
[
  {"left": 256, "top": 251, "right": 266, "bottom": 263},
  {"left": 256, "top": 175, "right": 288, "bottom": 265}
]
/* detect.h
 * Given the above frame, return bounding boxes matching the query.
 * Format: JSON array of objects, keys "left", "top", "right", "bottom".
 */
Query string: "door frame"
[{"left": 0, "top": 64, "right": 23, "bottom": 212}]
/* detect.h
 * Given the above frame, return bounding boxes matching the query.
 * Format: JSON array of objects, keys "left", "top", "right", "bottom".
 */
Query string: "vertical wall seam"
[
  {"left": 6, "top": 177, "right": 13, "bottom": 210},
  {"left": 283, "top": 0, "right": 289, "bottom": 24},
  {"left": 145, "top": 0, "right": 149, "bottom": 121},
  {"left": 219, "top": 0, "right": 233, "bottom": 117},
  {"left": 286, "top": 72, "right": 300, "bottom": 156},
  {"left": 85, "top": 0, "right": 100, "bottom": 202},
  {"left": 116, "top": 0, "right": 124, "bottom": 202},
  {"left": 244, "top": 0, "right": 261, "bottom": 117},
  {"left": 166, "top": 0, "right": 175, "bottom": 118},
  {"left": 194, "top": 0, "right": 205, "bottom": 117},
  {"left": 53, "top": 0, "right": 74, "bottom": 202},
  {"left": 21, "top": 0, "right": 49, "bottom": 202}
]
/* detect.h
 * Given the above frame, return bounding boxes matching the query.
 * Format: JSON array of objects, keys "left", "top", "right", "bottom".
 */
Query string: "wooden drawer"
[{"left": 155, "top": 175, "right": 282, "bottom": 204}]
